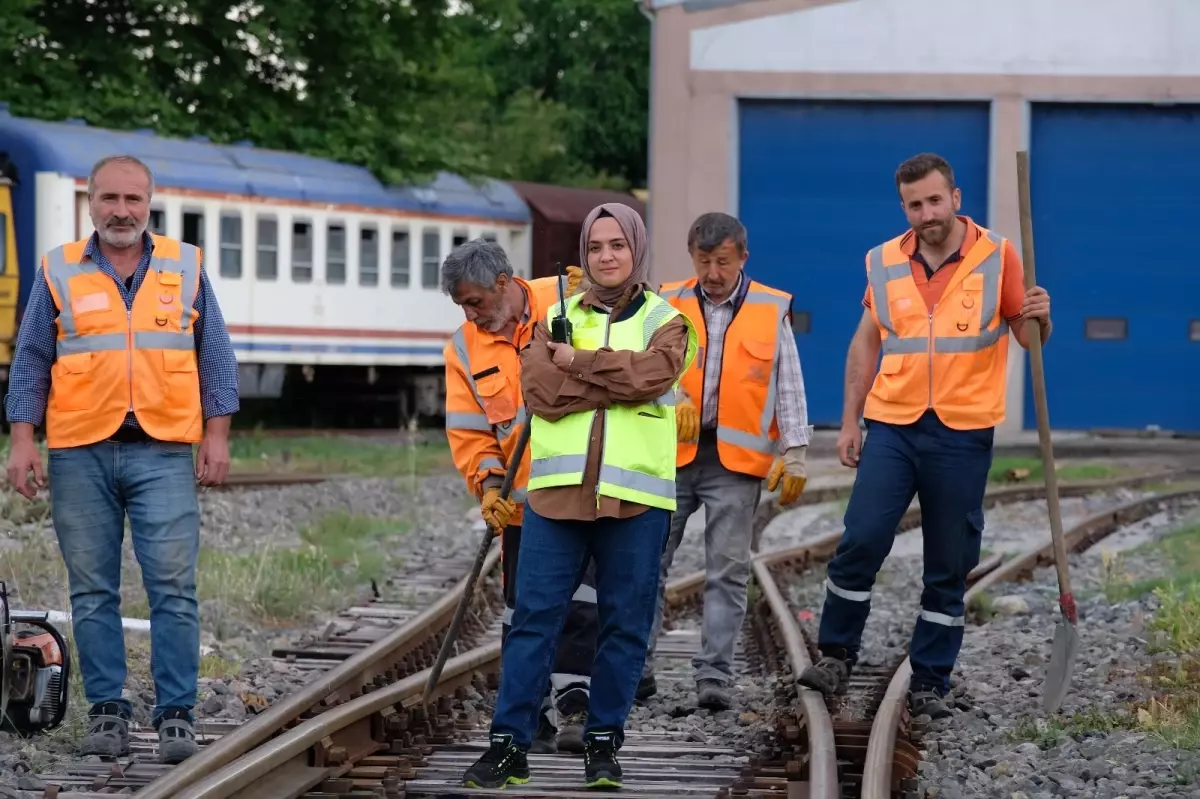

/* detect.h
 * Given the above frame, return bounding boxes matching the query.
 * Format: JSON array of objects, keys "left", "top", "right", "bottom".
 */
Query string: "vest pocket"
[
  {"left": 51, "top": 352, "right": 94, "bottom": 411},
  {"left": 161, "top": 350, "right": 198, "bottom": 400},
  {"left": 475, "top": 372, "right": 517, "bottom": 426},
  {"left": 738, "top": 338, "right": 776, "bottom": 387}
]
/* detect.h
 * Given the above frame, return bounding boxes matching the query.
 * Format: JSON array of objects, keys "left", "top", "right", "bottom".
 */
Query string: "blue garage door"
[
  {"left": 1028, "top": 104, "right": 1200, "bottom": 433},
  {"left": 738, "top": 100, "right": 991, "bottom": 427}
]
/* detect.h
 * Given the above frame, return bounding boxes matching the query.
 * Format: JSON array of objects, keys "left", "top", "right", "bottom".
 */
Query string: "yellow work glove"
[
  {"left": 480, "top": 486, "right": 516, "bottom": 532},
  {"left": 676, "top": 395, "right": 699, "bottom": 443},
  {"left": 565, "top": 265, "right": 585, "bottom": 296},
  {"left": 766, "top": 446, "right": 808, "bottom": 507}
]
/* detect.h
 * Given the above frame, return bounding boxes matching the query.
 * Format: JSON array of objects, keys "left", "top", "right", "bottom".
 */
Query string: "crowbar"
[
  {"left": 1016, "top": 150, "right": 1079, "bottom": 714},
  {"left": 422, "top": 421, "right": 531, "bottom": 705}
]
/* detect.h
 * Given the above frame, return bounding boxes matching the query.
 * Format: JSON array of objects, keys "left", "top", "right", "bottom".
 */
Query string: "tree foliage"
[{"left": 0, "top": 0, "right": 650, "bottom": 190}]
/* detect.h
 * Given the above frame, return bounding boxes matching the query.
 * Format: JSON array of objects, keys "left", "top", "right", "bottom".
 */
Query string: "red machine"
[{"left": 0, "top": 581, "right": 70, "bottom": 733}]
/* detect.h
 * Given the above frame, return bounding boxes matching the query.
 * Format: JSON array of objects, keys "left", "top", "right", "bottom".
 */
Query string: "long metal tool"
[
  {"left": 422, "top": 422, "right": 530, "bottom": 704},
  {"left": 1016, "top": 150, "right": 1079, "bottom": 713}
]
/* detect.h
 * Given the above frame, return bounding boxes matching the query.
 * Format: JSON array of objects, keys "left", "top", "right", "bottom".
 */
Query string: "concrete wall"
[{"left": 644, "top": 0, "right": 1200, "bottom": 432}]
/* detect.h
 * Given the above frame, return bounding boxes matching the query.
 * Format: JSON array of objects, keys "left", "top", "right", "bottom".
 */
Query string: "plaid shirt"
[
  {"left": 4, "top": 231, "right": 241, "bottom": 430},
  {"left": 697, "top": 272, "right": 812, "bottom": 451}
]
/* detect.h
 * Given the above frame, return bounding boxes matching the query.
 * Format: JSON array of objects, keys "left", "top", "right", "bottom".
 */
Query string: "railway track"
[{"left": 22, "top": 465, "right": 1200, "bottom": 798}]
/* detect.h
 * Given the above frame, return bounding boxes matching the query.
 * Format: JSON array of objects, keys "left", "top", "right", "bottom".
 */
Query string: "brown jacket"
[{"left": 519, "top": 288, "right": 691, "bottom": 522}]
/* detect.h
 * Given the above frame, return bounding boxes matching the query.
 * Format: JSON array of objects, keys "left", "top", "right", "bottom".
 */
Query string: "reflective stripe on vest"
[
  {"left": 527, "top": 291, "right": 698, "bottom": 510},
  {"left": 659, "top": 278, "right": 789, "bottom": 476},
  {"left": 449, "top": 326, "right": 528, "bottom": 442},
  {"left": 866, "top": 231, "right": 1009, "bottom": 356}
]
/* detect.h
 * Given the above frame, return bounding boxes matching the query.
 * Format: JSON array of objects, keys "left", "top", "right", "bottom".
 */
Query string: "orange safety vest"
[
  {"left": 443, "top": 276, "right": 558, "bottom": 527},
  {"left": 659, "top": 277, "right": 792, "bottom": 479},
  {"left": 42, "top": 234, "right": 204, "bottom": 449},
  {"left": 863, "top": 226, "right": 1010, "bottom": 430}
]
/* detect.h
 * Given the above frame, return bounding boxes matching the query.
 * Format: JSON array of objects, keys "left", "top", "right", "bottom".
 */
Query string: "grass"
[
  {"left": 988, "top": 455, "right": 1122, "bottom": 484},
  {"left": 228, "top": 432, "right": 451, "bottom": 477}
]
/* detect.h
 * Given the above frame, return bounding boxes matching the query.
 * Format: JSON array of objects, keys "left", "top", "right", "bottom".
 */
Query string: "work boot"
[
  {"left": 583, "top": 730, "right": 623, "bottom": 788},
  {"left": 155, "top": 708, "right": 198, "bottom": 764},
  {"left": 635, "top": 674, "right": 657, "bottom": 701},
  {"left": 908, "top": 686, "right": 952, "bottom": 720},
  {"left": 797, "top": 649, "right": 853, "bottom": 696},
  {"left": 80, "top": 702, "right": 131, "bottom": 758},
  {"left": 529, "top": 712, "right": 558, "bottom": 754},
  {"left": 697, "top": 678, "right": 732, "bottom": 711},
  {"left": 556, "top": 686, "right": 589, "bottom": 753},
  {"left": 461, "top": 732, "right": 531, "bottom": 789}
]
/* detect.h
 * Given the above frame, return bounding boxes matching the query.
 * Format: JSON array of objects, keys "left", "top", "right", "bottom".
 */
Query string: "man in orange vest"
[
  {"left": 441, "top": 239, "right": 598, "bottom": 754},
  {"left": 798, "top": 153, "right": 1052, "bottom": 720},
  {"left": 645, "top": 212, "right": 812, "bottom": 711},
  {"left": 3, "top": 154, "right": 239, "bottom": 763}
]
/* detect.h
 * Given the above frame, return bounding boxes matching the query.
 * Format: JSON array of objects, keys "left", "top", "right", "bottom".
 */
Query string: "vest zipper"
[
  {"left": 927, "top": 306, "right": 935, "bottom": 410},
  {"left": 596, "top": 311, "right": 614, "bottom": 509},
  {"left": 127, "top": 307, "right": 134, "bottom": 413}
]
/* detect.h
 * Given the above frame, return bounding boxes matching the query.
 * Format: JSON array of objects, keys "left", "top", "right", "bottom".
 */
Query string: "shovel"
[
  {"left": 1016, "top": 150, "right": 1079, "bottom": 714},
  {"left": 422, "top": 421, "right": 531, "bottom": 705}
]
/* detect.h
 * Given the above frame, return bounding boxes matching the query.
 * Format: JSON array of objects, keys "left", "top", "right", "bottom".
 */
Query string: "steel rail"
[
  {"left": 860, "top": 485, "right": 1200, "bottom": 799},
  {"left": 751, "top": 557, "right": 840, "bottom": 799},
  {"left": 137, "top": 544, "right": 503, "bottom": 799}
]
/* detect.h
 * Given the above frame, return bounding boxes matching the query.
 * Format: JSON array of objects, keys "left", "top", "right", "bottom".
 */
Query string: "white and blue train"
[{"left": 0, "top": 104, "right": 541, "bottom": 425}]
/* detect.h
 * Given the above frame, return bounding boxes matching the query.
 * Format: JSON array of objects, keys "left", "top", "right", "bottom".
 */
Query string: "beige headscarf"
[{"left": 579, "top": 202, "right": 650, "bottom": 308}]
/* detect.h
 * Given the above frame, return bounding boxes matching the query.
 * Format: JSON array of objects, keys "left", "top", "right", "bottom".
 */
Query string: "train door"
[{"left": 0, "top": 177, "right": 19, "bottom": 370}]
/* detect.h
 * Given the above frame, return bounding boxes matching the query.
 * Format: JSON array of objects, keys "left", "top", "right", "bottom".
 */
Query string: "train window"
[
  {"left": 327, "top": 224, "right": 346, "bottom": 285},
  {"left": 481, "top": 231, "right": 497, "bottom": 243},
  {"left": 1084, "top": 317, "right": 1126, "bottom": 341},
  {"left": 360, "top": 226, "right": 379, "bottom": 286},
  {"left": 256, "top": 217, "right": 278, "bottom": 280},
  {"left": 1191, "top": 320, "right": 1200, "bottom": 342},
  {"left": 149, "top": 209, "right": 166, "bottom": 236},
  {"left": 421, "top": 229, "right": 440, "bottom": 289},
  {"left": 391, "top": 229, "right": 410, "bottom": 287},
  {"left": 183, "top": 211, "right": 205, "bottom": 249},
  {"left": 292, "top": 221, "right": 313, "bottom": 283},
  {"left": 452, "top": 231, "right": 469, "bottom": 251},
  {"left": 219, "top": 213, "right": 242, "bottom": 279}
]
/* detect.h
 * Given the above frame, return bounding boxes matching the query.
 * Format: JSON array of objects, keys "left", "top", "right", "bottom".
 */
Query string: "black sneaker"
[
  {"left": 461, "top": 732, "right": 530, "bottom": 789},
  {"left": 797, "top": 651, "right": 852, "bottom": 696},
  {"left": 635, "top": 674, "right": 657, "bottom": 701},
  {"left": 530, "top": 712, "right": 557, "bottom": 755},
  {"left": 557, "top": 711, "right": 587, "bottom": 753},
  {"left": 908, "top": 686, "right": 952, "bottom": 720},
  {"left": 583, "top": 730, "right": 622, "bottom": 789}
]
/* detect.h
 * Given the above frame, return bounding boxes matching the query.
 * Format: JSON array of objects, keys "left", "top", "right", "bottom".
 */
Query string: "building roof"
[
  {"left": 508, "top": 181, "right": 647, "bottom": 226},
  {"left": 0, "top": 104, "right": 530, "bottom": 223}
]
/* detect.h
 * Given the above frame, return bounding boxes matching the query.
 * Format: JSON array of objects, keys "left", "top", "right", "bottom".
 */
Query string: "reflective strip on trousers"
[
  {"left": 867, "top": 231, "right": 1008, "bottom": 355},
  {"left": 919, "top": 610, "right": 965, "bottom": 627},
  {"left": 826, "top": 578, "right": 871, "bottom": 603},
  {"left": 572, "top": 584, "right": 597, "bottom": 604}
]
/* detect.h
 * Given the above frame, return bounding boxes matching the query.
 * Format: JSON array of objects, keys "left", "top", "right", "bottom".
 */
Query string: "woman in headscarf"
[{"left": 461, "top": 204, "right": 698, "bottom": 791}]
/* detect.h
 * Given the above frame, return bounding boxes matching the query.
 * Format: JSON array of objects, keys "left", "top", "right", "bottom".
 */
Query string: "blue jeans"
[
  {"left": 490, "top": 504, "right": 669, "bottom": 749},
  {"left": 48, "top": 440, "right": 201, "bottom": 724},
  {"left": 817, "top": 411, "right": 993, "bottom": 693}
]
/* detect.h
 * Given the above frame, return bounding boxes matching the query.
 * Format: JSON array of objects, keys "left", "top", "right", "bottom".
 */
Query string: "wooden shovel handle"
[{"left": 1015, "top": 151, "right": 1075, "bottom": 619}]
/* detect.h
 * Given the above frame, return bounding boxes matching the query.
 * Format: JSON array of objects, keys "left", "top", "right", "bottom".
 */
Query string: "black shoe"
[
  {"left": 530, "top": 712, "right": 557, "bottom": 755},
  {"left": 797, "top": 652, "right": 852, "bottom": 696},
  {"left": 908, "top": 686, "right": 952, "bottom": 720},
  {"left": 583, "top": 730, "right": 622, "bottom": 789},
  {"left": 635, "top": 674, "right": 657, "bottom": 701},
  {"left": 461, "top": 733, "right": 531, "bottom": 789},
  {"left": 696, "top": 678, "right": 731, "bottom": 711},
  {"left": 557, "top": 711, "right": 587, "bottom": 753}
]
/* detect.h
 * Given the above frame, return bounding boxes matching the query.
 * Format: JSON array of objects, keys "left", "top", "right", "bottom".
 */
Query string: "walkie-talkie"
[{"left": 550, "top": 261, "right": 573, "bottom": 344}]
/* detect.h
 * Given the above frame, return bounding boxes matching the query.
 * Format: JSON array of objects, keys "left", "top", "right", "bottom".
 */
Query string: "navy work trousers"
[
  {"left": 817, "top": 410, "right": 992, "bottom": 693},
  {"left": 490, "top": 504, "right": 669, "bottom": 749}
]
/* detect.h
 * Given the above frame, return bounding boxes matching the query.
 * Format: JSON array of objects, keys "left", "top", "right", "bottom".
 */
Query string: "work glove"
[
  {"left": 766, "top": 446, "right": 808, "bottom": 507},
  {"left": 676, "top": 395, "right": 700, "bottom": 443},
  {"left": 565, "top": 265, "right": 585, "bottom": 296},
  {"left": 480, "top": 486, "right": 516, "bottom": 532}
]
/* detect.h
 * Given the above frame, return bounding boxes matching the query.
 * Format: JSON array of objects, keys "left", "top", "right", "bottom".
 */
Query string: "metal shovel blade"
[{"left": 1042, "top": 616, "right": 1080, "bottom": 713}]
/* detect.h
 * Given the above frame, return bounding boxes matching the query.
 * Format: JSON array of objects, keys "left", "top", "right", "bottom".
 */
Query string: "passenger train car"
[{"left": 0, "top": 105, "right": 534, "bottom": 426}]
